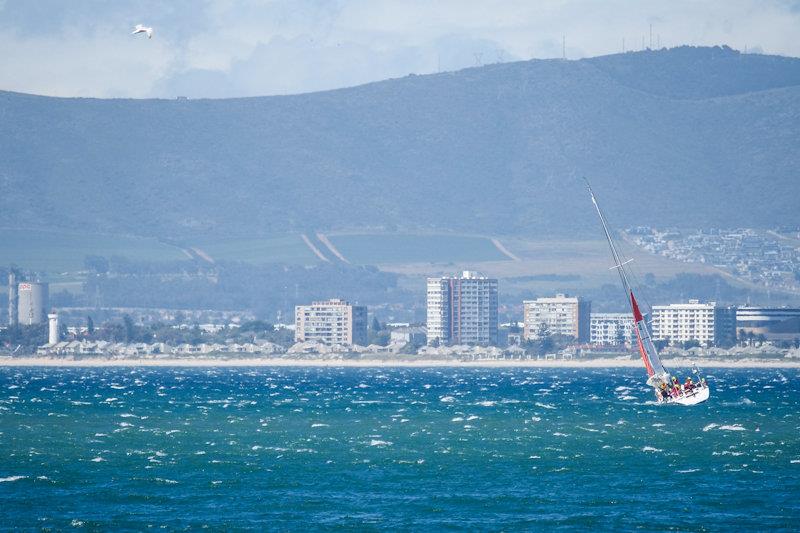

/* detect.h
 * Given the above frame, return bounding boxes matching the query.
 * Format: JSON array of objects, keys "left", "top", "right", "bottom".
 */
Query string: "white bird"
[{"left": 131, "top": 24, "right": 153, "bottom": 39}]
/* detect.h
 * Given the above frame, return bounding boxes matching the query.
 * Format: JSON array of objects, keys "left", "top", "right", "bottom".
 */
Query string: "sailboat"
[{"left": 586, "top": 180, "right": 710, "bottom": 406}]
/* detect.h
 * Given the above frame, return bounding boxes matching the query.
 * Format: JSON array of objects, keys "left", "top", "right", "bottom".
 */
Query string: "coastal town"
[
  {"left": 6, "top": 270, "right": 800, "bottom": 363},
  {"left": 626, "top": 226, "right": 800, "bottom": 293}
]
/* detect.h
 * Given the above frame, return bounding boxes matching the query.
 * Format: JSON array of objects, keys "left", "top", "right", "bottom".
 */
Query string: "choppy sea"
[{"left": 0, "top": 367, "right": 798, "bottom": 530}]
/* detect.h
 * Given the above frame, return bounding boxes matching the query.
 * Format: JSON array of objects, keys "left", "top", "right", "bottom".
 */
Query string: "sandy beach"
[{"left": 1, "top": 356, "right": 798, "bottom": 369}]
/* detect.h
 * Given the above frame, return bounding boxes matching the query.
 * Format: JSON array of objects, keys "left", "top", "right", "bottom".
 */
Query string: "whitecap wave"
[{"left": 719, "top": 424, "right": 746, "bottom": 431}]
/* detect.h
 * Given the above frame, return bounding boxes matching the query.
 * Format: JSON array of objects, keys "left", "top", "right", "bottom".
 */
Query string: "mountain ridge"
[{"left": 1, "top": 45, "right": 798, "bottom": 240}]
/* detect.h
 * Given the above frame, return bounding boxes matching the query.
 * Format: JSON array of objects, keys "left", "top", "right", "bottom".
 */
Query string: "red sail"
[{"left": 630, "top": 291, "right": 656, "bottom": 376}]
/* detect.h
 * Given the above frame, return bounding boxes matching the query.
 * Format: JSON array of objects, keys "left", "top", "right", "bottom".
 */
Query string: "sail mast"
[{"left": 585, "top": 179, "right": 668, "bottom": 384}]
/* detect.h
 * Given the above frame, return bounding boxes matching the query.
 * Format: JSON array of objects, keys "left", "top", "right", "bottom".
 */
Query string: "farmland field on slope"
[{"left": 0, "top": 228, "right": 185, "bottom": 272}]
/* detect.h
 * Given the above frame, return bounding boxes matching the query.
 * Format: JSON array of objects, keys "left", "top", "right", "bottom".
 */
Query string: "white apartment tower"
[
  {"left": 295, "top": 299, "right": 368, "bottom": 346},
  {"left": 426, "top": 271, "right": 498, "bottom": 346},
  {"left": 651, "top": 299, "right": 736, "bottom": 347},
  {"left": 523, "top": 294, "right": 591, "bottom": 342},
  {"left": 590, "top": 312, "right": 635, "bottom": 345}
]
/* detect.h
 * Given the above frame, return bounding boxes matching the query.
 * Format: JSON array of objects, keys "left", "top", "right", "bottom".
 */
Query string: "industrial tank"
[{"left": 17, "top": 282, "right": 48, "bottom": 325}]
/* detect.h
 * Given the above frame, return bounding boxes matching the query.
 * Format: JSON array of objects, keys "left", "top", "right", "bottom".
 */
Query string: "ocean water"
[{"left": 0, "top": 367, "right": 798, "bottom": 530}]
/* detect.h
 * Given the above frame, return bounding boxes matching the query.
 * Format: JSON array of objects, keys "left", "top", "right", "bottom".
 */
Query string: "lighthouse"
[{"left": 48, "top": 312, "right": 59, "bottom": 345}]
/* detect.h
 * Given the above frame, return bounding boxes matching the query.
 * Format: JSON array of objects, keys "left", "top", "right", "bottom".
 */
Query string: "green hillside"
[
  {"left": 0, "top": 228, "right": 184, "bottom": 272},
  {"left": 328, "top": 234, "right": 506, "bottom": 264}
]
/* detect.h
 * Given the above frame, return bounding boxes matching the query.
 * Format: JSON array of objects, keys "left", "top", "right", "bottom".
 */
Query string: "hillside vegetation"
[{"left": 1, "top": 46, "right": 798, "bottom": 240}]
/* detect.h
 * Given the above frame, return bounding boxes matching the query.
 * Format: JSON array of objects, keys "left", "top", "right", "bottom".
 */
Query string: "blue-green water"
[{"left": 1, "top": 367, "right": 798, "bottom": 530}]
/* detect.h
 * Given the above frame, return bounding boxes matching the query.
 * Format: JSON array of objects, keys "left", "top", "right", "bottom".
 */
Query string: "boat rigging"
[{"left": 585, "top": 178, "right": 710, "bottom": 406}]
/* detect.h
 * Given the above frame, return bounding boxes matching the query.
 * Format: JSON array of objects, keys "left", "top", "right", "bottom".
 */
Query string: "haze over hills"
[{"left": 1, "top": 45, "right": 799, "bottom": 241}]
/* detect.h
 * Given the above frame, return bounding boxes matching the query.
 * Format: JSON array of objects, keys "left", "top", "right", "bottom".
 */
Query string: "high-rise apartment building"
[
  {"left": 426, "top": 271, "right": 498, "bottom": 346},
  {"left": 295, "top": 299, "right": 368, "bottom": 346},
  {"left": 651, "top": 299, "right": 736, "bottom": 347},
  {"left": 590, "top": 312, "right": 635, "bottom": 345},
  {"left": 523, "top": 294, "right": 591, "bottom": 342}
]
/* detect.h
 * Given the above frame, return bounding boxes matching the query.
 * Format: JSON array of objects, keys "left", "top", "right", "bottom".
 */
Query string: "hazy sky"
[{"left": 1, "top": 0, "right": 799, "bottom": 99}]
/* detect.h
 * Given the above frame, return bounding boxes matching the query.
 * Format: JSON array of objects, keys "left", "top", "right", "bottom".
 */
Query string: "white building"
[
  {"left": 426, "top": 271, "right": 498, "bottom": 345},
  {"left": 651, "top": 299, "right": 736, "bottom": 347},
  {"left": 590, "top": 313, "right": 634, "bottom": 345},
  {"left": 295, "top": 299, "right": 368, "bottom": 346},
  {"left": 523, "top": 294, "right": 591, "bottom": 342},
  {"left": 390, "top": 326, "right": 427, "bottom": 346}
]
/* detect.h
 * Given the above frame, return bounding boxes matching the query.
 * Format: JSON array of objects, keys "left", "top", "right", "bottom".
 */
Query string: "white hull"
[{"left": 664, "top": 386, "right": 710, "bottom": 406}]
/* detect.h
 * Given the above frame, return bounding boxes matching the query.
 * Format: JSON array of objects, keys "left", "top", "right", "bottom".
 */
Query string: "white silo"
[
  {"left": 17, "top": 282, "right": 48, "bottom": 325},
  {"left": 7, "top": 272, "right": 17, "bottom": 326},
  {"left": 48, "top": 312, "right": 59, "bottom": 345}
]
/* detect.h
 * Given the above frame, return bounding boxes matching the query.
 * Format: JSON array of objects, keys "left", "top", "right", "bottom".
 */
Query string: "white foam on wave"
[
  {"left": 619, "top": 395, "right": 637, "bottom": 401},
  {"left": 475, "top": 401, "right": 496, "bottom": 407},
  {"left": 719, "top": 424, "right": 746, "bottom": 431},
  {"left": 466, "top": 415, "right": 480, "bottom": 421},
  {"left": 311, "top": 423, "right": 329, "bottom": 428},
  {"left": 642, "top": 446, "right": 662, "bottom": 453},
  {"left": 440, "top": 396, "right": 455, "bottom": 403},
  {"left": 535, "top": 402, "right": 556, "bottom": 410},
  {"left": 369, "top": 439, "right": 392, "bottom": 447},
  {"left": 702, "top": 423, "right": 719, "bottom": 432},
  {"left": 0, "top": 475, "right": 27, "bottom": 482},
  {"left": 90, "top": 457, "right": 105, "bottom": 462},
  {"left": 451, "top": 417, "right": 464, "bottom": 422},
  {"left": 677, "top": 468, "right": 700, "bottom": 473}
]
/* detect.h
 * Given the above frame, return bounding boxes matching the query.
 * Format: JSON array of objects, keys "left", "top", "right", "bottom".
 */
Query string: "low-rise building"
[
  {"left": 736, "top": 307, "right": 800, "bottom": 342},
  {"left": 390, "top": 326, "right": 427, "bottom": 346},
  {"left": 295, "top": 299, "right": 368, "bottom": 346},
  {"left": 590, "top": 313, "right": 634, "bottom": 345},
  {"left": 523, "top": 294, "right": 590, "bottom": 342}
]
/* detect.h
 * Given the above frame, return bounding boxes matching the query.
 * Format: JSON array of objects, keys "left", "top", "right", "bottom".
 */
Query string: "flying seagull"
[{"left": 131, "top": 24, "right": 153, "bottom": 39}]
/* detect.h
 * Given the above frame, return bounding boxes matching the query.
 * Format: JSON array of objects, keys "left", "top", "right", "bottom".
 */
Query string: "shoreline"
[{"left": 1, "top": 356, "right": 799, "bottom": 369}]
